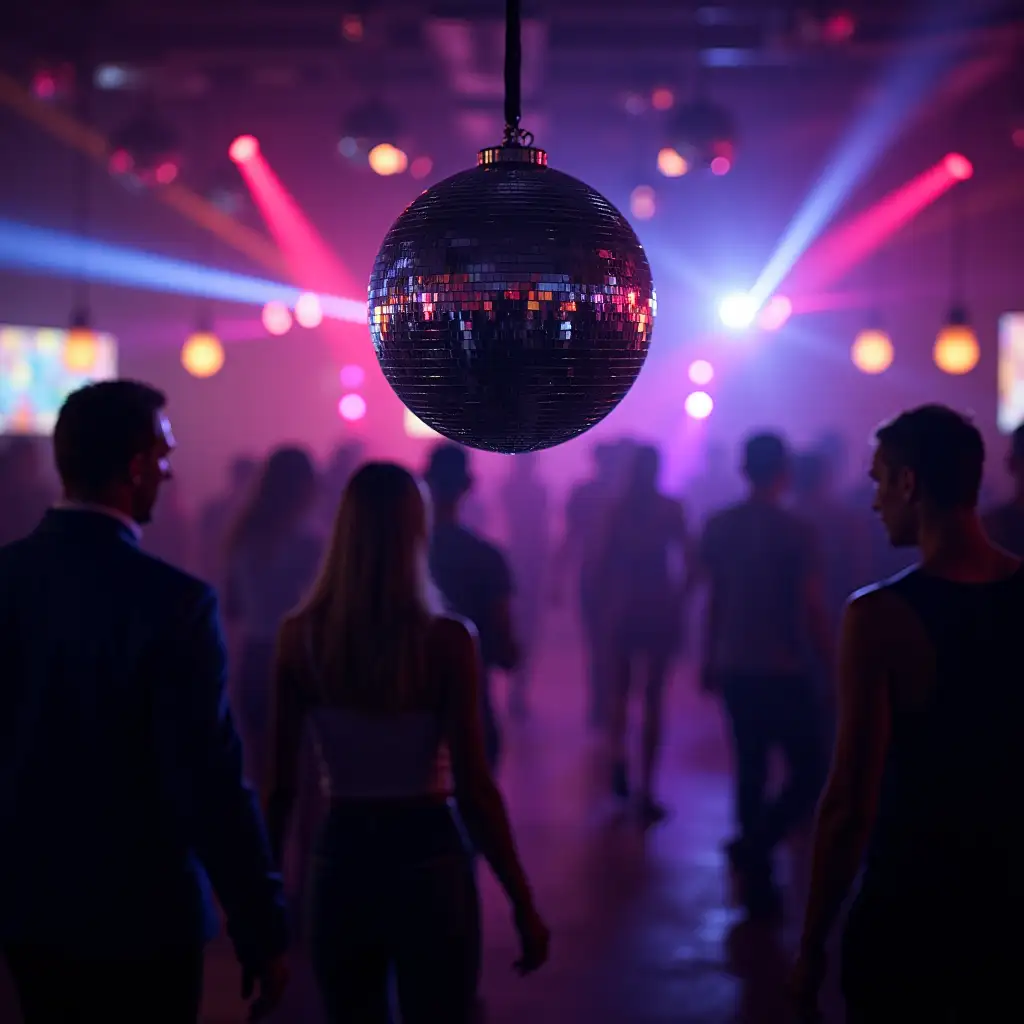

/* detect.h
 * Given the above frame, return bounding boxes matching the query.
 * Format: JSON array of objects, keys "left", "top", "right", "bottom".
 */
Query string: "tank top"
[
  {"left": 850, "top": 565, "right": 1024, "bottom": 969},
  {"left": 301, "top": 625, "right": 452, "bottom": 802}
]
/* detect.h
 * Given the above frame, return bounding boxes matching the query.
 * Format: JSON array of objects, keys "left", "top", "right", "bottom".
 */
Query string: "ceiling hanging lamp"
[
  {"left": 367, "top": 0, "right": 656, "bottom": 453},
  {"left": 934, "top": 154, "right": 978, "bottom": 376}
]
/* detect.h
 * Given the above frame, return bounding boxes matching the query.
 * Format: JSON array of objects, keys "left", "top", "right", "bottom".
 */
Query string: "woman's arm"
[
  {"left": 439, "top": 616, "right": 535, "bottom": 913},
  {"left": 264, "top": 618, "right": 312, "bottom": 866}
]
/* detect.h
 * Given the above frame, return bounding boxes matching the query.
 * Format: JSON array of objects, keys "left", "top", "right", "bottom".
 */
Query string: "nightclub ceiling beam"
[{"left": 0, "top": 69, "right": 291, "bottom": 280}]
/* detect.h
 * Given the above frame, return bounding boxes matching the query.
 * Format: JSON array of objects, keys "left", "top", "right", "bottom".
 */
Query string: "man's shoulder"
[
  {"left": 844, "top": 566, "right": 919, "bottom": 626},
  {"left": 137, "top": 549, "right": 214, "bottom": 603}
]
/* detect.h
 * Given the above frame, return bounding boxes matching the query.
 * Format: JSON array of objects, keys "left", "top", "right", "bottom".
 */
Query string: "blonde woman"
[{"left": 266, "top": 462, "right": 548, "bottom": 1022}]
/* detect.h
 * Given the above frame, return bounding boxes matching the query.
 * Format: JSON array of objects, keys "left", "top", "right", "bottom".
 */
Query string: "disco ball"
[{"left": 368, "top": 144, "right": 656, "bottom": 453}]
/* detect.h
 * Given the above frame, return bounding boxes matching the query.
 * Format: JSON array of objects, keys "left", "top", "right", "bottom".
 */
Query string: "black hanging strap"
[{"left": 503, "top": 0, "right": 522, "bottom": 143}]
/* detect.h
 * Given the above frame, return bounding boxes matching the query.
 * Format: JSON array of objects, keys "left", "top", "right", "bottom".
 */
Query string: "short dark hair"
[
  {"left": 423, "top": 442, "right": 471, "bottom": 500},
  {"left": 743, "top": 431, "right": 789, "bottom": 487},
  {"left": 53, "top": 380, "right": 166, "bottom": 496},
  {"left": 875, "top": 404, "right": 984, "bottom": 510}
]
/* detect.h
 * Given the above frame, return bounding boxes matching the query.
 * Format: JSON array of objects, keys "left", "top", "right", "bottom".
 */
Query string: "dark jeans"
[
  {"left": 4, "top": 945, "right": 204, "bottom": 1023},
  {"left": 720, "top": 672, "right": 827, "bottom": 869},
  {"left": 308, "top": 798, "right": 481, "bottom": 1024}
]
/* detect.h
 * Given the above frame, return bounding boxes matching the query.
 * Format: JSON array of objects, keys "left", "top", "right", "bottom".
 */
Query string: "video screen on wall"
[
  {"left": 0, "top": 325, "right": 117, "bottom": 436},
  {"left": 998, "top": 313, "right": 1024, "bottom": 433}
]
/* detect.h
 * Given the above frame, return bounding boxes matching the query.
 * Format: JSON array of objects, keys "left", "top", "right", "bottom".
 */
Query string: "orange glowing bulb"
[
  {"left": 181, "top": 331, "right": 225, "bottom": 378},
  {"left": 851, "top": 329, "right": 894, "bottom": 374},
  {"left": 657, "top": 147, "right": 688, "bottom": 178},
  {"left": 64, "top": 325, "right": 98, "bottom": 372},
  {"left": 368, "top": 143, "right": 408, "bottom": 177},
  {"left": 934, "top": 322, "right": 979, "bottom": 375}
]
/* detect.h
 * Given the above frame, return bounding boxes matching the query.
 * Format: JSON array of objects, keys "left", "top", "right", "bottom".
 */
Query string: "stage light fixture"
[
  {"left": 261, "top": 301, "right": 293, "bottom": 336},
  {"left": 108, "top": 108, "right": 182, "bottom": 187},
  {"left": 629, "top": 185, "right": 656, "bottom": 220},
  {"left": 685, "top": 391, "right": 714, "bottom": 420},
  {"left": 688, "top": 359, "right": 714, "bottom": 386},
  {"left": 667, "top": 98, "right": 736, "bottom": 173},
  {"left": 295, "top": 292, "right": 323, "bottom": 328},
  {"left": 338, "top": 99, "right": 401, "bottom": 165},
  {"left": 368, "top": 143, "right": 408, "bottom": 177},
  {"left": 657, "top": 147, "right": 688, "bottom": 178},
  {"left": 229, "top": 135, "right": 259, "bottom": 164},
  {"left": 718, "top": 292, "right": 757, "bottom": 329},
  {"left": 338, "top": 393, "right": 367, "bottom": 421},
  {"left": 943, "top": 153, "right": 973, "bottom": 181}
]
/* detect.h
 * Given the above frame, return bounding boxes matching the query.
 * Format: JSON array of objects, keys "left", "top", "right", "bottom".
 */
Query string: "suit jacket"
[{"left": 0, "top": 508, "right": 287, "bottom": 966}]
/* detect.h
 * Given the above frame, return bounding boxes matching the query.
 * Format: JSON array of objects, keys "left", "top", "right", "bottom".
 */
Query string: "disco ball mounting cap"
[{"left": 477, "top": 143, "right": 548, "bottom": 168}]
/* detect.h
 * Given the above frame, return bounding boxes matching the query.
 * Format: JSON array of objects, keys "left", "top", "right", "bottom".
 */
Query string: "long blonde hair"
[{"left": 289, "top": 461, "right": 440, "bottom": 712}]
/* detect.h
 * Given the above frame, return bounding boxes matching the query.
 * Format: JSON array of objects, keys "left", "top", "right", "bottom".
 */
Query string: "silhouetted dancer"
[
  {"left": 597, "top": 445, "right": 692, "bottom": 823},
  {"left": 555, "top": 442, "right": 623, "bottom": 728},
  {"left": 691, "top": 432, "right": 831, "bottom": 918},
  {"left": 499, "top": 452, "right": 550, "bottom": 719},
  {"left": 982, "top": 422, "right": 1024, "bottom": 556},
  {"left": 0, "top": 381, "right": 287, "bottom": 1023},
  {"left": 196, "top": 454, "right": 257, "bottom": 586},
  {"left": 225, "top": 446, "right": 322, "bottom": 792},
  {"left": 425, "top": 444, "right": 519, "bottom": 770},
  {"left": 267, "top": 463, "right": 548, "bottom": 1022},
  {"left": 795, "top": 405, "right": 1024, "bottom": 1023}
]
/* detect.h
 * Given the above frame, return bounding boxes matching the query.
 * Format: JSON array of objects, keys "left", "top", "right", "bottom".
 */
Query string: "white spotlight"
[{"left": 718, "top": 292, "right": 758, "bottom": 330}]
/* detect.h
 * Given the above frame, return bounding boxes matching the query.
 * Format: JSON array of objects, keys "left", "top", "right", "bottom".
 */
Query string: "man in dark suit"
[{"left": 0, "top": 381, "right": 288, "bottom": 1022}]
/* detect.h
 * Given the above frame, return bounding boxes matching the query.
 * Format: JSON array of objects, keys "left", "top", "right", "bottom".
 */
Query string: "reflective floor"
[{"left": 1, "top": 622, "right": 847, "bottom": 1022}]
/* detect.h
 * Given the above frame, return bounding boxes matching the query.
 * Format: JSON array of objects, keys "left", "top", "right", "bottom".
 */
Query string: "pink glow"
[
  {"left": 229, "top": 135, "right": 259, "bottom": 164},
  {"left": 261, "top": 301, "right": 293, "bottom": 336},
  {"left": 154, "top": 161, "right": 179, "bottom": 185},
  {"left": 710, "top": 156, "right": 731, "bottom": 176},
  {"left": 338, "top": 393, "right": 367, "bottom": 421},
  {"left": 758, "top": 295, "right": 793, "bottom": 331},
  {"left": 234, "top": 146, "right": 357, "bottom": 295},
  {"left": 684, "top": 391, "right": 714, "bottom": 420},
  {"left": 294, "top": 292, "right": 323, "bottom": 328},
  {"left": 943, "top": 152, "right": 973, "bottom": 181},
  {"left": 784, "top": 156, "right": 971, "bottom": 296},
  {"left": 687, "top": 359, "right": 714, "bottom": 386},
  {"left": 339, "top": 364, "right": 365, "bottom": 388}
]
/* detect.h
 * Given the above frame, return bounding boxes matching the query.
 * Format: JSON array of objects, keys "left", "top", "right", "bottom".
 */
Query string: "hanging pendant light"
[
  {"left": 851, "top": 327, "right": 893, "bottom": 375},
  {"left": 934, "top": 305, "right": 979, "bottom": 375},
  {"left": 65, "top": 307, "right": 99, "bottom": 373},
  {"left": 934, "top": 141, "right": 977, "bottom": 376},
  {"left": 181, "top": 322, "right": 224, "bottom": 379},
  {"left": 367, "top": 0, "right": 655, "bottom": 453}
]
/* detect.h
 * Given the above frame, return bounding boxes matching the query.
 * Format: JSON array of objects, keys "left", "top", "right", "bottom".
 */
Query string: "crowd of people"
[{"left": 2, "top": 379, "right": 1024, "bottom": 1022}]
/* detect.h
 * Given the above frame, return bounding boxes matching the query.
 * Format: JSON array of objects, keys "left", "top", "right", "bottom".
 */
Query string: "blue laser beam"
[
  {"left": 0, "top": 219, "right": 367, "bottom": 324},
  {"left": 749, "top": 2, "right": 998, "bottom": 306}
]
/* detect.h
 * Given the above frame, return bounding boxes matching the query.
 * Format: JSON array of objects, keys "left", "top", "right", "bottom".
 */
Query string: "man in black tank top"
[{"left": 794, "top": 405, "right": 1024, "bottom": 1023}]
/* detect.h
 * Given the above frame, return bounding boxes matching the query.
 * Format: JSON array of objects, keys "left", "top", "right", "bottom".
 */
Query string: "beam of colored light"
[
  {"left": 0, "top": 70, "right": 290, "bottom": 280},
  {"left": 235, "top": 148, "right": 357, "bottom": 295},
  {"left": 0, "top": 219, "right": 367, "bottom": 323},
  {"left": 784, "top": 154, "right": 969, "bottom": 296},
  {"left": 748, "top": 5, "right": 984, "bottom": 308}
]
